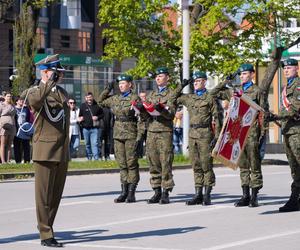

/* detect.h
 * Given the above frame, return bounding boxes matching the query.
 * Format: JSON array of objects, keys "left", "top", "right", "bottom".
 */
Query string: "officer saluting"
[
  {"left": 268, "top": 58, "right": 300, "bottom": 212},
  {"left": 173, "top": 71, "right": 221, "bottom": 206},
  {"left": 23, "top": 54, "right": 69, "bottom": 247}
]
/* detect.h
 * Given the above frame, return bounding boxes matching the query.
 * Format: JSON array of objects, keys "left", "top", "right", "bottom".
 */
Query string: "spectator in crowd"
[
  {"left": 173, "top": 107, "right": 183, "bottom": 154},
  {"left": 0, "top": 92, "right": 16, "bottom": 163},
  {"left": 100, "top": 106, "right": 113, "bottom": 160},
  {"left": 68, "top": 98, "right": 80, "bottom": 158},
  {"left": 14, "top": 96, "right": 31, "bottom": 163},
  {"left": 78, "top": 92, "right": 104, "bottom": 160}
]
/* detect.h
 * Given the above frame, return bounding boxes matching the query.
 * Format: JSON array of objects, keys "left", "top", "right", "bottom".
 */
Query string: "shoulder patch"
[{"left": 296, "top": 86, "right": 300, "bottom": 91}]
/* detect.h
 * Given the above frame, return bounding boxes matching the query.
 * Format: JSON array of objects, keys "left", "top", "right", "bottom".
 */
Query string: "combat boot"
[
  {"left": 159, "top": 188, "right": 171, "bottom": 204},
  {"left": 203, "top": 186, "right": 212, "bottom": 206},
  {"left": 279, "top": 188, "right": 300, "bottom": 212},
  {"left": 126, "top": 183, "right": 137, "bottom": 203},
  {"left": 114, "top": 183, "right": 128, "bottom": 203},
  {"left": 147, "top": 187, "right": 162, "bottom": 204},
  {"left": 249, "top": 187, "right": 259, "bottom": 207},
  {"left": 234, "top": 186, "right": 250, "bottom": 207},
  {"left": 186, "top": 187, "right": 203, "bottom": 205}
]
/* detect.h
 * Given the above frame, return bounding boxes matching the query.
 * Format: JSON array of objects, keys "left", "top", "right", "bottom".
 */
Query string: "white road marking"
[
  {"left": 201, "top": 229, "right": 300, "bottom": 250},
  {"left": 0, "top": 201, "right": 103, "bottom": 215},
  {"left": 23, "top": 240, "right": 183, "bottom": 250},
  {"left": 60, "top": 205, "right": 232, "bottom": 231}
]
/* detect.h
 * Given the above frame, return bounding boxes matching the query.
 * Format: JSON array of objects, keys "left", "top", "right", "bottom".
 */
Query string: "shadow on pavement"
[
  {"left": 61, "top": 226, "right": 204, "bottom": 245},
  {"left": 63, "top": 189, "right": 151, "bottom": 199}
]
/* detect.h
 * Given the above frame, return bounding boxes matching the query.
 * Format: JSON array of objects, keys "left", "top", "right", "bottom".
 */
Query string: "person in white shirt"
[{"left": 68, "top": 98, "right": 80, "bottom": 158}]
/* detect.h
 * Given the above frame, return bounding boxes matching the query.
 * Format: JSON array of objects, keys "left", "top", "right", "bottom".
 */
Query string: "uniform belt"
[
  {"left": 115, "top": 116, "right": 137, "bottom": 122},
  {"left": 190, "top": 123, "right": 210, "bottom": 129}
]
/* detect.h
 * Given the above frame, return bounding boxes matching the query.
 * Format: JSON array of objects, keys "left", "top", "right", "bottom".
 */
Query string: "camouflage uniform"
[
  {"left": 146, "top": 87, "right": 176, "bottom": 190},
  {"left": 280, "top": 77, "right": 300, "bottom": 189},
  {"left": 174, "top": 89, "right": 221, "bottom": 188},
  {"left": 99, "top": 88, "right": 144, "bottom": 185}
]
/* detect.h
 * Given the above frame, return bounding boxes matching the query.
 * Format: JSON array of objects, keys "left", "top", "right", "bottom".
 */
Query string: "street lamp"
[{"left": 181, "top": 0, "right": 190, "bottom": 155}]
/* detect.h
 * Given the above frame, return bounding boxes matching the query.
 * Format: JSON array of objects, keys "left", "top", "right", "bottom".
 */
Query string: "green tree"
[
  {"left": 12, "top": 0, "right": 58, "bottom": 94},
  {"left": 98, "top": 0, "right": 300, "bottom": 91}
]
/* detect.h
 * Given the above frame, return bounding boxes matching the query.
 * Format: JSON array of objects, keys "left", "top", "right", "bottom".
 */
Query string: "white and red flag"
[{"left": 212, "top": 95, "right": 263, "bottom": 169}]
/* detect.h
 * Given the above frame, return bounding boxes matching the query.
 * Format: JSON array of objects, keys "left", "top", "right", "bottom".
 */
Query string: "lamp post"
[{"left": 181, "top": 0, "right": 190, "bottom": 155}]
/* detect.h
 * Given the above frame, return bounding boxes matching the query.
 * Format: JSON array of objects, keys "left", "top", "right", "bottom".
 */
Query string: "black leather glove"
[
  {"left": 49, "top": 71, "right": 59, "bottom": 82},
  {"left": 154, "top": 103, "right": 165, "bottom": 112},
  {"left": 105, "top": 81, "right": 114, "bottom": 91},
  {"left": 134, "top": 138, "right": 143, "bottom": 154},
  {"left": 181, "top": 78, "right": 193, "bottom": 88},
  {"left": 209, "top": 138, "right": 217, "bottom": 150},
  {"left": 226, "top": 70, "right": 239, "bottom": 81},
  {"left": 265, "top": 112, "right": 279, "bottom": 122}
]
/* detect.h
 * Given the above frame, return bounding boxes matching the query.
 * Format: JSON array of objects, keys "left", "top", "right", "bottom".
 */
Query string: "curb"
[{"left": 0, "top": 159, "right": 288, "bottom": 181}]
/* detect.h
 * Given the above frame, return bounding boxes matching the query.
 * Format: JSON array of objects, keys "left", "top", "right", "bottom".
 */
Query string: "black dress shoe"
[{"left": 41, "top": 238, "right": 63, "bottom": 247}]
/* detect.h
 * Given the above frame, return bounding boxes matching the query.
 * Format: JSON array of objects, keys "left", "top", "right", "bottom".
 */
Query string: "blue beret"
[
  {"left": 192, "top": 71, "right": 207, "bottom": 80},
  {"left": 116, "top": 74, "right": 133, "bottom": 82},
  {"left": 238, "top": 63, "right": 255, "bottom": 74},
  {"left": 155, "top": 67, "right": 169, "bottom": 75},
  {"left": 281, "top": 58, "right": 298, "bottom": 68}
]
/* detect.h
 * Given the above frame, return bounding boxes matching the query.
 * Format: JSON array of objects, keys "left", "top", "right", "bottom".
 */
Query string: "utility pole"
[{"left": 182, "top": 0, "right": 190, "bottom": 155}]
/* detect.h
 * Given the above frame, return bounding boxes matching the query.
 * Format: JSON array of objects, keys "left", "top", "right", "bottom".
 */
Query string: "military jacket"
[
  {"left": 99, "top": 89, "right": 144, "bottom": 140},
  {"left": 210, "top": 83, "right": 264, "bottom": 138},
  {"left": 280, "top": 77, "right": 300, "bottom": 135},
  {"left": 176, "top": 91, "right": 221, "bottom": 139},
  {"left": 24, "top": 80, "right": 70, "bottom": 162},
  {"left": 146, "top": 87, "right": 176, "bottom": 133}
]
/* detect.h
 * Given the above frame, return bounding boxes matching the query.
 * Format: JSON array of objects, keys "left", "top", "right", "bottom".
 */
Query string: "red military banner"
[{"left": 212, "top": 95, "right": 263, "bottom": 170}]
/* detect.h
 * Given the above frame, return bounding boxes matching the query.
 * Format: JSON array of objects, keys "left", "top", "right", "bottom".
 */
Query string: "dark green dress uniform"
[
  {"left": 210, "top": 64, "right": 265, "bottom": 207},
  {"left": 99, "top": 84, "right": 145, "bottom": 203},
  {"left": 277, "top": 58, "right": 300, "bottom": 212},
  {"left": 173, "top": 83, "right": 221, "bottom": 205},
  {"left": 25, "top": 78, "right": 69, "bottom": 241},
  {"left": 145, "top": 85, "right": 176, "bottom": 203}
]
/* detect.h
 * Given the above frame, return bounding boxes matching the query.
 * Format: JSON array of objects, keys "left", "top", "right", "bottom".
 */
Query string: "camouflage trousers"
[
  {"left": 239, "top": 139, "right": 263, "bottom": 189},
  {"left": 284, "top": 133, "right": 300, "bottom": 189},
  {"left": 189, "top": 137, "right": 215, "bottom": 187},
  {"left": 114, "top": 138, "right": 139, "bottom": 184},
  {"left": 146, "top": 131, "right": 175, "bottom": 189}
]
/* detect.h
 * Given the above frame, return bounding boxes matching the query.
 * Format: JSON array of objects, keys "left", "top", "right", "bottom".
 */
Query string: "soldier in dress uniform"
[
  {"left": 98, "top": 74, "right": 145, "bottom": 203},
  {"left": 172, "top": 71, "right": 222, "bottom": 205},
  {"left": 267, "top": 58, "right": 300, "bottom": 212},
  {"left": 23, "top": 54, "right": 69, "bottom": 247},
  {"left": 145, "top": 67, "right": 176, "bottom": 204},
  {"left": 210, "top": 64, "right": 266, "bottom": 207}
]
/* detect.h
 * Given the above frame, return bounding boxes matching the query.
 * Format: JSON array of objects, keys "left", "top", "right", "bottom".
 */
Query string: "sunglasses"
[{"left": 68, "top": 102, "right": 75, "bottom": 104}]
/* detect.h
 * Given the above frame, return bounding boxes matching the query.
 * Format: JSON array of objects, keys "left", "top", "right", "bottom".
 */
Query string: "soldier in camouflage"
[
  {"left": 145, "top": 67, "right": 176, "bottom": 204},
  {"left": 98, "top": 74, "right": 145, "bottom": 203},
  {"left": 211, "top": 64, "right": 266, "bottom": 207},
  {"left": 267, "top": 58, "right": 300, "bottom": 212},
  {"left": 173, "top": 71, "right": 222, "bottom": 205}
]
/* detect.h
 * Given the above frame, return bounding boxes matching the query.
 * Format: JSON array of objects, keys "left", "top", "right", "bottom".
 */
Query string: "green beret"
[
  {"left": 192, "top": 71, "right": 207, "bottom": 80},
  {"left": 281, "top": 58, "right": 298, "bottom": 68},
  {"left": 238, "top": 63, "right": 254, "bottom": 74},
  {"left": 116, "top": 74, "right": 133, "bottom": 82},
  {"left": 155, "top": 67, "right": 169, "bottom": 75}
]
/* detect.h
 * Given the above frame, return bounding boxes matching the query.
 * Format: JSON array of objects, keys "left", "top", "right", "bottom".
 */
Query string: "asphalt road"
[{"left": 1, "top": 165, "right": 300, "bottom": 250}]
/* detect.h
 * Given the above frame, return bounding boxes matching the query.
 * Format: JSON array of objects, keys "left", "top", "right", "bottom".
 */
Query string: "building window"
[
  {"left": 61, "top": 35, "right": 70, "bottom": 48},
  {"left": 36, "top": 27, "right": 48, "bottom": 49},
  {"left": 78, "top": 31, "right": 91, "bottom": 52},
  {"left": 285, "top": 20, "right": 292, "bottom": 28}
]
